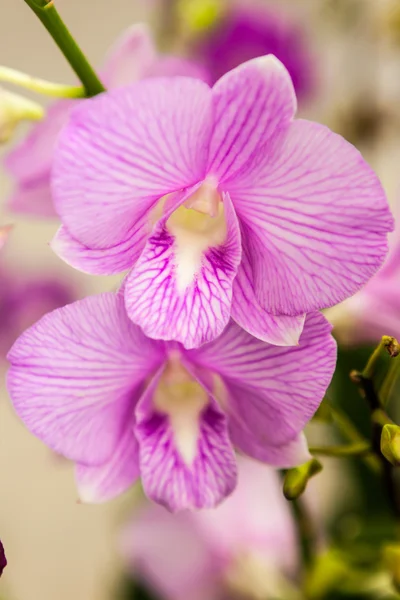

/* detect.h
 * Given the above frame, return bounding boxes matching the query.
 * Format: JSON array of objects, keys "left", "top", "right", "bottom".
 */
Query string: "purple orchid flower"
[
  {"left": 50, "top": 55, "right": 393, "bottom": 350},
  {"left": 7, "top": 292, "right": 336, "bottom": 511},
  {"left": 120, "top": 456, "right": 298, "bottom": 600},
  {"left": 3, "top": 25, "right": 207, "bottom": 218},
  {"left": 0, "top": 539, "right": 6, "bottom": 577},
  {"left": 190, "top": 0, "right": 316, "bottom": 97}
]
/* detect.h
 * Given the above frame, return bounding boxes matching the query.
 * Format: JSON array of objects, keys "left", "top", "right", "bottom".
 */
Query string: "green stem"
[
  {"left": 291, "top": 497, "right": 317, "bottom": 571},
  {"left": 362, "top": 335, "right": 400, "bottom": 380},
  {"left": 0, "top": 66, "right": 84, "bottom": 98},
  {"left": 351, "top": 363, "right": 400, "bottom": 519},
  {"left": 22, "top": 0, "right": 105, "bottom": 97},
  {"left": 328, "top": 403, "right": 381, "bottom": 473},
  {"left": 380, "top": 358, "right": 400, "bottom": 407},
  {"left": 372, "top": 408, "right": 395, "bottom": 428},
  {"left": 310, "top": 442, "right": 372, "bottom": 457}
]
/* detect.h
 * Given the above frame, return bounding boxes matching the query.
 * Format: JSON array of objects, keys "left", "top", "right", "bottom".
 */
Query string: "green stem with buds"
[
  {"left": 22, "top": 0, "right": 105, "bottom": 97},
  {"left": 351, "top": 336, "right": 400, "bottom": 518}
]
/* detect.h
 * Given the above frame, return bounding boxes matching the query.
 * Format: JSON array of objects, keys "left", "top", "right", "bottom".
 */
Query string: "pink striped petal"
[
  {"left": 231, "top": 224, "right": 305, "bottom": 344},
  {"left": 135, "top": 376, "right": 237, "bottom": 511},
  {"left": 51, "top": 217, "right": 148, "bottom": 275},
  {"left": 52, "top": 78, "right": 213, "bottom": 248},
  {"left": 76, "top": 428, "right": 140, "bottom": 503},
  {"left": 229, "top": 119, "right": 393, "bottom": 315},
  {"left": 207, "top": 55, "right": 296, "bottom": 182},
  {"left": 189, "top": 312, "right": 336, "bottom": 446},
  {"left": 125, "top": 192, "right": 241, "bottom": 349},
  {"left": 7, "top": 293, "right": 164, "bottom": 465}
]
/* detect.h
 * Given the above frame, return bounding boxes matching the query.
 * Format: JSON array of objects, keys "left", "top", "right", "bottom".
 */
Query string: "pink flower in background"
[
  {"left": 0, "top": 225, "right": 12, "bottom": 251},
  {"left": 191, "top": 1, "right": 315, "bottom": 97},
  {"left": 327, "top": 226, "right": 400, "bottom": 345},
  {"left": 7, "top": 293, "right": 336, "bottom": 511},
  {"left": 120, "top": 456, "right": 298, "bottom": 600},
  {"left": 51, "top": 56, "right": 392, "bottom": 350},
  {"left": 0, "top": 267, "right": 75, "bottom": 359},
  {"left": 0, "top": 539, "right": 6, "bottom": 577},
  {"left": 3, "top": 25, "right": 206, "bottom": 218}
]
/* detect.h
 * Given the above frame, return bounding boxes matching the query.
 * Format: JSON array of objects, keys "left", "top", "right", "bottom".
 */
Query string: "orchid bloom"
[
  {"left": 7, "top": 293, "right": 336, "bottom": 511},
  {"left": 50, "top": 55, "right": 393, "bottom": 350},
  {"left": 120, "top": 456, "right": 298, "bottom": 600},
  {"left": 4, "top": 24, "right": 206, "bottom": 218},
  {"left": 327, "top": 227, "right": 400, "bottom": 346},
  {"left": 190, "top": 0, "right": 316, "bottom": 96}
]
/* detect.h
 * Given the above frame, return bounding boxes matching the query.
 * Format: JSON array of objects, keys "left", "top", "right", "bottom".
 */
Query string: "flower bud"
[
  {"left": 0, "top": 87, "right": 43, "bottom": 143},
  {"left": 383, "top": 544, "right": 400, "bottom": 593},
  {"left": 0, "top": 540, "right": 6, "bottom": 577},
  {"left": 381, "top": 424, "right": 400, "bottom": 466},
  {"left": 283, "top": 458, "right": 323, "bottom": 500}
]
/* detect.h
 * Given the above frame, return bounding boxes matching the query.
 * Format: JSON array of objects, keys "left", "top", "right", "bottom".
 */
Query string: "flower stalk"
[
  {"left": 317, "top": 400, "right": 381, "bottom": 472},
  {"left": 309, "top": 441, "right": 372, "bottom": 457},
  {"left": 350, "top": 336, "right": 400, "bottom": 518},
  {"left": 22, "top": 0, "right": 105, "bottom": 97},
  {"left": 291, "top": 497, "right": 318, "bottom": 572}
]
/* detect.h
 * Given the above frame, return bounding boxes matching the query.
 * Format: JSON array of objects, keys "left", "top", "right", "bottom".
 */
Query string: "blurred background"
[{"left": 1, "top": 0, "right": 400, "bottom": 599}]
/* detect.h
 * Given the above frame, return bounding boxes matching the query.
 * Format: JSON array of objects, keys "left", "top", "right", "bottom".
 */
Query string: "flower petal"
[
  {"left": 51, "top": 218, "right": 148, "bottom": 275},
  {"left": 6, "top": 178, "right": 56, "bottom": 218},
  {"left": 76, "top": 427, "right": 140, "bottom": 503},
  {"left": 231, "top": 425, "right": 311, "bottom": 468},
  {"left": 207, "top": 55, "right": 296, "bottom": 182},
  {"left": 4, "top": 99, "right": 73, "bottom": 218},
  {"left": 5, "top": 99, "right": 73, "bottom": 184},
  {"left": 135, "top": 375, "right": 237, "bottom": 511},
  {"left": 125, "top": 192, "right": 241, "bottom": 348},
  {"left": 7, "top": 293, "right": 164, "bottom": 465},
  {"left": 0, "top": 540, "right": 6, "bottom": 577},
  {"left": 101, "top": 24, "right": 157, "bottom": 87},
  {"left": 145, "top": 56, "right": 211, "bottom": 82},
  {"left": 120, "top": 505, "right": 218, "bottom": 600},
  {"left": 231, "top": 228, "right": 305, "bottom": 344},
  {"left": 229, "top": 119, "right": 394, "bottom": 315},
  {"left": 188, "top": 312, "right": 336, "bottom": 446},
  {"left": 52, "top": 78, "right": 213, "bottom": 248}
]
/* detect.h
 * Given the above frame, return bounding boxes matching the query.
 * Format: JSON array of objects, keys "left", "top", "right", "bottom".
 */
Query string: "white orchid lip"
[{"left": 153, "top": 351, "right": 208, "bottom": 465}]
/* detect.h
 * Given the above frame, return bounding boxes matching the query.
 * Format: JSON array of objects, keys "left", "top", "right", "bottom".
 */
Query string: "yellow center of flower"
[
  {"left": 153, "top": 352, "right": 208, "bottom": 465},
  {"left": 165, "top": 179, "right": 227, "bottom": 292}
]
